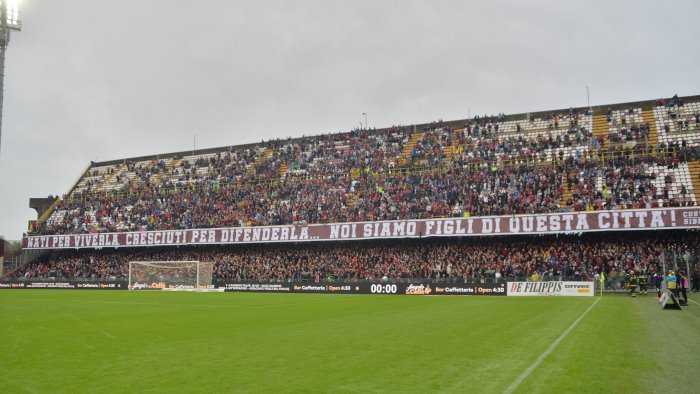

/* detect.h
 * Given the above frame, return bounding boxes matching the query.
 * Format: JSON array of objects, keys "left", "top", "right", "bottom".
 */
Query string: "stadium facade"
[{"left": 4, "top": 94, "right": 700, "bottom": 292}]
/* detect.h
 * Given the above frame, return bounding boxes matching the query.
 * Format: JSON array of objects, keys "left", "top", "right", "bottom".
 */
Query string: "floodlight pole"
[
  {"left": 0, "top": 29, "right": 6, "bottom": 157},
  {"left": 0, "top": 1, "right": 21, "bottom": 158},
  {"left": 586, "top": 86, "right": 590, "bottom": 111}
]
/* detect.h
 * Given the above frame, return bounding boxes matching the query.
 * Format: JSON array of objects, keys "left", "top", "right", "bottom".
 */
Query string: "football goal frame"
[{"left": 128, "top": 261, "right": 218, "bottom": 292}]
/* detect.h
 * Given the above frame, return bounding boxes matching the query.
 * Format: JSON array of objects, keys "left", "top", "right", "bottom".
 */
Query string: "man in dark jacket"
[{"left": 628, "top": 270, "right": 638, "bottom": 297}]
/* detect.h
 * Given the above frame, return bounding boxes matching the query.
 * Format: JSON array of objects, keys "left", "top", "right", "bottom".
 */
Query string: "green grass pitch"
[{"left": 1, "top": 290, "right": 699, "bottom": 393}]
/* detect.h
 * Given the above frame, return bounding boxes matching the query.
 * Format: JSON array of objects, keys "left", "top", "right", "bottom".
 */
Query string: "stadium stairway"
[
  {"left": 444, "top": 144, "right": 455, "bottom": 159},
  {"left": 279, "top": 162, "right": 288, "bottom": 180},
  {"left": 95, "top": 164, "right": 124, "bottom": 190},
  {"left": 247, "top": 148, "right": 273, "bottom": 175},
  {"left": 642, "top": 109, "right": 659, "bottom": 147},
  {"left": 444, "top": 141, "right": 462, "bottom": 160},
  {"left": 400, "top": 132, "right": 424, "bottom": 163},
  {"left": 345, "top": 192, "right": 356, "bottom": 209},
  {"left": 168, "top": 158, "right": 180, "bottom": 173},
  {"left": 444, "top": 129, "right": 463, "bottom": 160},
  {"left": 155, "top": 159, "right": 179, "bottom": 185},
  {"left": 559, "top": 184, "right": 574, "bottom": 210},
  {"left": 689, "top": 161, "right": 700, "bottom": 200},
  {"left": 592, "top": 114, "right": 608, "bottom": 142}
]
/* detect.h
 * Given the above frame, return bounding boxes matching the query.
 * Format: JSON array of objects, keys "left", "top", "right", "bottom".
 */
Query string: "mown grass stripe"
[{"left": 504, "top": 297, "right": 601, "bottom": 394}]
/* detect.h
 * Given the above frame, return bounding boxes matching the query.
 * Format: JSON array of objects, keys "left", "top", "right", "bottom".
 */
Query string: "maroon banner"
[{"left": 22, "top": 208, "right": 700, "bottom": 250}]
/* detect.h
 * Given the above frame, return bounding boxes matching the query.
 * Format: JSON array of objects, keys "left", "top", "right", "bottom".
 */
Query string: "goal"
[{"left": 128, "top": 261, "right": 215, "bottom": 291}]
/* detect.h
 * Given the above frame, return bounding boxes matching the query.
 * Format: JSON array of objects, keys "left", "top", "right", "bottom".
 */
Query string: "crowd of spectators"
[
  {"left": 606, "top": 108, "right": 650, "bottom": 145},
  {"left": 31, "top": 100, "right": 700, "bottom": 236},
  {"left": 657, "top": 94, "right": 700, "bottom": 134},
  {"left": 14, "top": 231, "right": 699, "bottom": 288},
  {"left": 562, "top": 145, "right": 696, "bottom": 211}
]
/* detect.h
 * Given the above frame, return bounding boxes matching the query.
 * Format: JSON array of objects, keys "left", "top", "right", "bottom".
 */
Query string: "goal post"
[{"left": 128, "top": 261, "right": 217, "bottom": 291}]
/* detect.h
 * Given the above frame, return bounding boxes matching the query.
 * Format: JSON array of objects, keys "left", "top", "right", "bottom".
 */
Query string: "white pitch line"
[
  {"left": 504, "top": 297, "right": 601, "bottom": 394},
  {"left": 688, "top": 299, "right": 700, "bottom": 306},
  {"left": 72, "top": 296, "right": 363, "bottom": 310}
]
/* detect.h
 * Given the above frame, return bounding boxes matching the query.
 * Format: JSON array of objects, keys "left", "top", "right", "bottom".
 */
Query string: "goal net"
[{"left": 128, "top": 261, "right": 216, "bottom": 291}]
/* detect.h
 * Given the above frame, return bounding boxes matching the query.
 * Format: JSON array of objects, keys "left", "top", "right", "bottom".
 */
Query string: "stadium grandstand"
[{"left": 6, "top": 94, "right": 700, "bottom": 288}]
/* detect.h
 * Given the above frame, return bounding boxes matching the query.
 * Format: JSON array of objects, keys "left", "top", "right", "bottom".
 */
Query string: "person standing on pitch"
[
  {"left": 638, "top": 270, "right": 648, "bottom": 295},
  {"left": 678, "top": 270, "right": 689, "bottom": 305},
  {"left": 666, "top": 270, "right": 678, "bottom": 298},
  {"left": 654, "top": 271, "right": 664, "bottom": 298},
  {"left": 628, "top": 270, "right": 638, "bottom": 297}
]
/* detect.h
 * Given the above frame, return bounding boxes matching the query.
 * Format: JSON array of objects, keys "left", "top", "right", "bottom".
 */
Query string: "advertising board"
[{"left": 506, "top": 281, "right": 594, "bottom": 296}]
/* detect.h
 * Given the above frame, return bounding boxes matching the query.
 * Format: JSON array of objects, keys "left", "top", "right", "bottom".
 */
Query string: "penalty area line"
[{"left": 503, "top": 297, "right": 601, "bottom": 394}]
